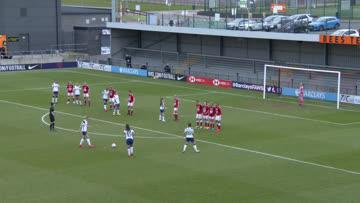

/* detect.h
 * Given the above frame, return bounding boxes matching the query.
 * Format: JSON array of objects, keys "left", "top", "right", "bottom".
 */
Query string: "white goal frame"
[{"left": 263, "top": 64, "right": 341, "bottom": 109}]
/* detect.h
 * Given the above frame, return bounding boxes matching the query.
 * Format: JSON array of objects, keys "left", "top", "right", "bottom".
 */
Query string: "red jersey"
[
  {"left": 209, "top": 107, "right": 216, "bottom": 117},
  {"left": 128, "top": 94, "right": 134, "bottom": 103},
  {"left": 299, "top": 85, "right": 304, "bottom": 97},
  {"left": 67, "top": 84, "right": 73, "bottom": 93},
  {"left": 203, "top": 105, "right": 209, "bottom": 116},
  {"left": 82, "top": 85, "right": 89, "bottom": 94},
  {"left": 174, "top": 99, "right": 179, "bottom": 108},
  {"left": 196, "top": 104, "right": 203, "bottom": 114},
  {"left": 215, "top": 106, "right": 222, "bottom": 116},
  {"left": 109, "top": 90, "right": 115, "bottom": 98}
]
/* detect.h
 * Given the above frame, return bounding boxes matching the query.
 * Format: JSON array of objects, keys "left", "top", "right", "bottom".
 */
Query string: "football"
[{"left": 111, "top": 143, "right": 116, "bottom": 148}]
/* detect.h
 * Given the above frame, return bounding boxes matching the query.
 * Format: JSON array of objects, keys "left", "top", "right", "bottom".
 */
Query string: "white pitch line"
[
  {"left": 41, "top": 112, "right": 179, "bottom": 140},
  {"left": 66, "top": 69, "right": 360, "bottom": 113},
  {"left": 1, "top": 99, "right": 360, "bottom": 176}
]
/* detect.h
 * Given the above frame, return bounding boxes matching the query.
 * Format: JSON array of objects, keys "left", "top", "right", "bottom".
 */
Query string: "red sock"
[{"left": 127, "top": 110, "right": 130, "bottom": 115}]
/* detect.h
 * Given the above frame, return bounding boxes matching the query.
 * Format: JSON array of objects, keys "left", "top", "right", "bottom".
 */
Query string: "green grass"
[
  {"left": 1, "top": 68, "right": 360, "bottom": 202},
  {"left": 62, "top": 0, "right": 194, "bottom": 11}
]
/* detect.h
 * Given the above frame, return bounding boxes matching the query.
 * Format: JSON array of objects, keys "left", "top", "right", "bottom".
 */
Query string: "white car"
[
  {"left": 245, "top": 19, "right": 264, "bottom": 31},
  {"left": 226, "top": 18, "right": 247, "bottom": 30},
  {"left": 331, "top": 29, "right": 360, "bottom": 37}
]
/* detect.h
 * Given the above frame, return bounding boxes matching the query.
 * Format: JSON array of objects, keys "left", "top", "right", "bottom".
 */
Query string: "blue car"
[{"left": 309, "top": 16, "right": 340, "bottom": 31}]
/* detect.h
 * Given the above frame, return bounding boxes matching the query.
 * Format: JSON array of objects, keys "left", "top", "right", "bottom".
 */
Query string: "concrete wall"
[
  {"left": 61, "top": 6, "right": 111, "bottom": 45},
  {"left": 0, "top": 0, "right": 61, "bottom": 52}
]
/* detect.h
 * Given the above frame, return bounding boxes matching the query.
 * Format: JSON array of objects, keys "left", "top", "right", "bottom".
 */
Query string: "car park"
[{"left": 308, "top": 16, "right": 340, "bottom": 31}]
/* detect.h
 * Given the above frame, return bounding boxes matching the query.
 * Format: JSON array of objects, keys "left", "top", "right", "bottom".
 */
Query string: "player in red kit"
[
  {"left": 195, "top": 101, "right": 203, "bottom": 128},
  {"left": 173, "top": 96, "right": 180, "bottom": 121},
  {"left": 298, "top": 83, "right": 304, "bottom": 106},
  {"left": 203, "top": 102, "right": 210, "bottom": 129},
  {"left": 82, "top": 83, "right": 90, "bottom": 107},
  {"left": 127, "top": 90, "right": 135, "bottom": 116},
  {"left": 66, "top": 82, "right": 74, "bottom": 104},
  {"left": 209, "top": 104, "right": 216, "bottom": 131},
  {"left": 109, "top": 87, "right": 116, "bottom": 110},
  {"left": 215, "top": 104, "right": 222, "bottom": 132}
]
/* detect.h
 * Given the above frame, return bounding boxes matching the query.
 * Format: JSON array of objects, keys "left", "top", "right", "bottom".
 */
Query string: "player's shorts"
[
  {"left": 128, "top": 102, "right": 134, "bottom": 107},
  {"left": 160, "top": 108, "right": 165, "bottom": 113},
  {"left": 75, "top": 93, "right": 80, "bottom": 97},
  {"left": 210, "top": 116, "right": 215, "bottom": 122},
  {"left": 103, "top": 99, "right": 108, "bottom": 104},
  {"left": 114, "top": 103, "right": 120, "bottom": 109},
  {"left": 173, "top": 107, "right": 178, "bottom": 112},
  {"left": 185, "top": 137, "right": 194, "bottom": 144},
  {"left": 67, "top": 92, "right": 74, "bottom": 97},
  {"left": 49, "top": 115, "right": 55, "bottom": 122},
  {"left": 83, "top": 93, "right": 89, "bottom": 98},
  {"left": 126, "top": 139, "right": 134, "bottom": 146},
  {"left": 109, "top": 98, "right": 115, "bottom": 103},
  {"left": 215, "top": 115, "right": 222, "bottom": 122},
  {"left": 203, "top": 115, "right": 209, "bottom": 120},
  {"left": 196, "top": 114, "right": 203, "bottom": 120},
  {"left": 81, "top": 131, "right": 88, "bottom": 138},
  {"left": 53, "top": 91, "right": 59, "bottom": 97}
]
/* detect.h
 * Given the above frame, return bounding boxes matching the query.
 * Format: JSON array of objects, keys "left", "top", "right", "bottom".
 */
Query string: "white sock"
[
  {"left": 86, "top": 138, "right": 91, "bottom": 146},
  {"left": 183, "top": 144, "right": 187, "bottom": 152},
  {"left": 159, "top": 115, "right": 161, "bottom": 120},
  {"left": 193, "top": 145, "right": 199, "bottom": 152},
  {"left": 127, "top": 148, "right": 131, "bottom": 156},
  {"left": 80, "top": 138, "right": 84, "bottom": 145},
  {"left": 104, "top": 105, "right": 107, "bottom": 110},
  {"left": 79, "top": 101, "right": 82, "bottom": 105},
  {"left": 130, "top": 147, "right": 134, "bottom": 154}
]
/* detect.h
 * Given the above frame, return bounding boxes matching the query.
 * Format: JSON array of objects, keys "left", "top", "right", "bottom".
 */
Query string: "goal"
[{"left": 263, "top": 64, "right": 341, "bottom": 109}]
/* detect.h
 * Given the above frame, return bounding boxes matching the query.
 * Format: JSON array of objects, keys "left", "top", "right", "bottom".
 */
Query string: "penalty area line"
[{"left": 1, "top": 99, "right": 360, "bottom": 176}]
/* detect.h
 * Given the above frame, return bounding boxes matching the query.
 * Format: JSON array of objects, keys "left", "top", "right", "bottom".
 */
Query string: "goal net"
[{"left": 263, "top": 64, "right": 341, "bottom": 109}]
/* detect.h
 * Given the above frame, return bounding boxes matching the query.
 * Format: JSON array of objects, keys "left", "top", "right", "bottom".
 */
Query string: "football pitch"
[{"left": 1, "top": 68, "right": 360, "bottom": 202}]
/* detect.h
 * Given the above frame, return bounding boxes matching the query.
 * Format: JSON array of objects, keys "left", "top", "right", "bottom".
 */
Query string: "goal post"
[{"left": 263, "top": 64, "right": 341, "bottom": 109}]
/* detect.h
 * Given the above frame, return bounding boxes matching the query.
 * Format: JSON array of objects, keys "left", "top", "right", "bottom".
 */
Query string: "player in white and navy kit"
[
  {"left": 74, "top": 84, "right": 82, "bottom": 105},
  {"left": 159, "top": 97, "right": 165, "bottom": 122},
  {"left": 113, "top": 94, "right": 120, "bottom": 116},
  {"left": 79, "top": 117, "right": 94, "bottom": 148},
  {"left": 124, "top": 124, "right": 135, "bottom": 157},
  {"left": 102, "top": 88, "right": 109, "bottom": 112},
  {"left": 182, "top": 123, "right": 200, "bottom": 153},
  {"left": 52, "top": 81, "right": 60, "bottom": 104}
]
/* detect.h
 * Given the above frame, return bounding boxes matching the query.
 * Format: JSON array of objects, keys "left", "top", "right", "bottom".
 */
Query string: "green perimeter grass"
[
  {"left": 62, "top": 0, "right": 194, "bottom": 11},
  {"left": 1, "top": 68, "right": 360, "bottom": 202}
]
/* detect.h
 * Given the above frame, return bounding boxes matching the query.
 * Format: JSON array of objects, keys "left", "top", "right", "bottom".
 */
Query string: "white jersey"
[
  {"left": 114, "top": 94, "right": 120, "bottom": 104},
  {"left": 81, "top": 119, "right": 88, "bottom": 132},
  {"left": 74, "top": 85, "right": 81, "bottom": 95},
  {"left": 160, "top": 100, "right": 165, "bottom": 110},
  {"left": 52, "top": 83, "right": 59, "bottom": 92},
  {"left": 124, "top": 129, "right": 135, "bottom": 140},
  {"left": 102, "top": 90, "right": 109, "bottom": 100},
  {"left": 184, "top": 127, "right": 194, "bottom": 138}
]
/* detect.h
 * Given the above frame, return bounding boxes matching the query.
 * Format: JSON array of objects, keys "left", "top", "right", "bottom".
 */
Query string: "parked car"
[
  {"left": 226, "top": 18, "right": 247, "bottom": 30},
  {"left": 308, "top": 16, "right": 340, "bottom": 31},
  {"left": 332, "top": 29, "right": 360, "bottom": 37},
  {"left": 289, "top": 14, "right": 314, "bottom": 24},
  {"left": 263, "top": 15, "right": 289, "bottom": 31},
  {"left": 245, "top": 19, "right": 264, "bottom": 31},
  {"left": 281, "top": 14, "right": 313, "bottom": 33}
]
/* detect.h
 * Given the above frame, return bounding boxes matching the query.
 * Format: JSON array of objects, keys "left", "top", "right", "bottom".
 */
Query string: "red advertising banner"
[{"left": 187, "top": 76, "right": 232, "bottom": 88}]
